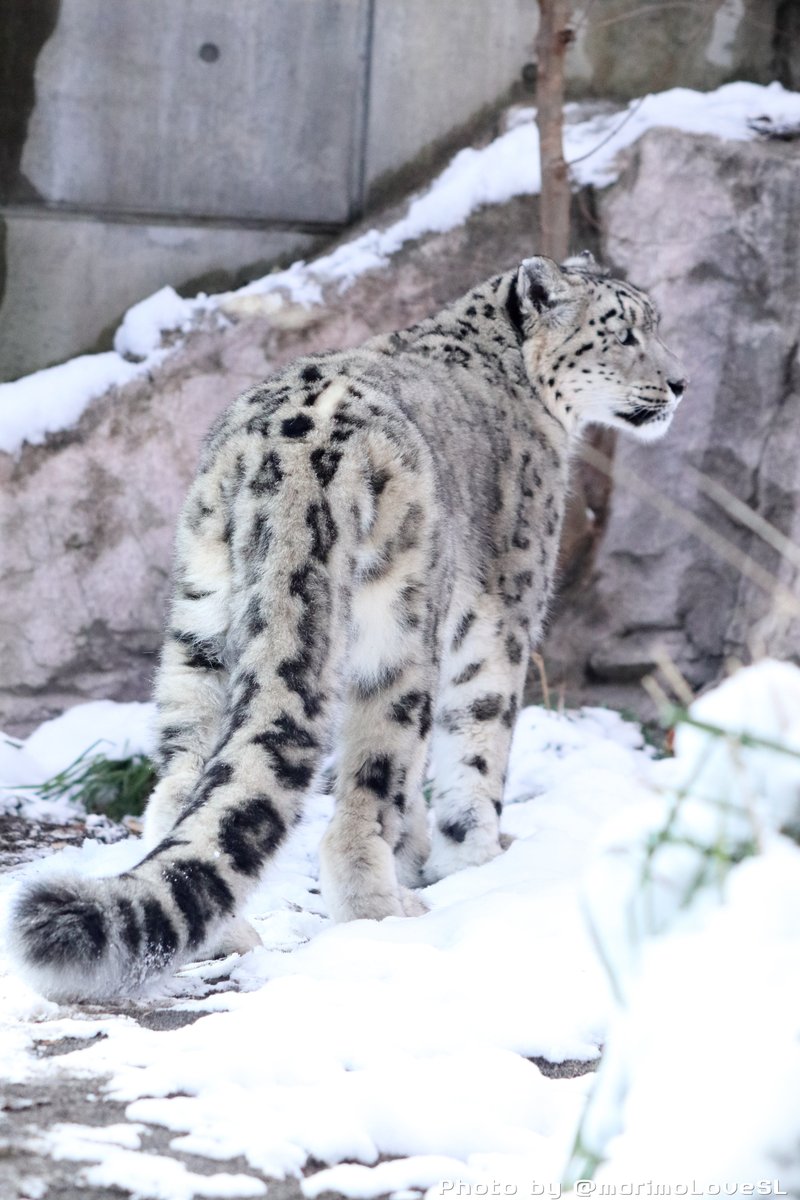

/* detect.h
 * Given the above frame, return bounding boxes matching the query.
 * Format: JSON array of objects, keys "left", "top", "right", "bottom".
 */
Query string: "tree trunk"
[{"left": 535, "top": 0, "right": 572, "bottom": 262}]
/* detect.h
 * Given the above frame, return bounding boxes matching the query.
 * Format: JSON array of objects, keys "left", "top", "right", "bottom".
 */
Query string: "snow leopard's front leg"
[{"left": 423, "top": 597, "right": 529, "bottom": 883}]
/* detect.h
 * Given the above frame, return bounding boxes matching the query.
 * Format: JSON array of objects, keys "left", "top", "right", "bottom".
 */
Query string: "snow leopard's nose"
[{"left": 668, "top": 377, "right": 687, "bottom": 399}]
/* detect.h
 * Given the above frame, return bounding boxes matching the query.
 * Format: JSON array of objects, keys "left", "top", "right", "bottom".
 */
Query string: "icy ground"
[
  {"left": 3, "top": 79, "right": 800, "bottom": 455},
  {"left": 1, "top": 662, "right": 800, "bottom": 1199}
]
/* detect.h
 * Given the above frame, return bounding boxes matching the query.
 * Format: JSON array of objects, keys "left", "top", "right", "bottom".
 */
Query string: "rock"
[
  {"left": 569, "top": 0, "right": 780, "bottom": 101},
  {"left": 543, "top": 128, "right": 800, "bottom": 712}
]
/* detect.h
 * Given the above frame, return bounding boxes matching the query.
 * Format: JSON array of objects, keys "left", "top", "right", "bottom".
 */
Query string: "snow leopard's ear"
[
  {"left": 561, "top": 249, "right": 611, "bottom": 277},
  {"left": 514, "top": 257, "right": 579, "bottom": 326}
]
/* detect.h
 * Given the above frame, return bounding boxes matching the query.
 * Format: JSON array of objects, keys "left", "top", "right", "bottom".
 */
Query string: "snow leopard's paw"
[
  {"left": 200, "top": 917, "right": 262, "bottom": 960},
  {"left": 399, "top": 887, "right": 429, "bottom": 917},
  {"left": 422, "top": 826, "right": 504, "bottom": 884}
]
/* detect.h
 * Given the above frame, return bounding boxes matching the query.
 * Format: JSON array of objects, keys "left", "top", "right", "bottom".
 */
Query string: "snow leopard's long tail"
[
  {"left": 9, "top": 728, "right": 320, "bottom": 1003},
  {"left": 9, "top": 398, "right": 357, "bottom": 1002},
  {"left": 8, "top": 854, "right": 241, "bottom": 1002}
]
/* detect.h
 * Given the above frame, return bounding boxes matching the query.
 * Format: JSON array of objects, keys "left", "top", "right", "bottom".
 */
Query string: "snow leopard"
[{"left": 10, "top": 253, "right": 686, "bottom": 1001}]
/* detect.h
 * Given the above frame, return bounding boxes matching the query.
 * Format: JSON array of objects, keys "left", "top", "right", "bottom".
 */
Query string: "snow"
[
  {"left": 113, "top": 286, "right": 198, "bottom": 361},
  {"left": 46, "top": 1126, "right": 267, "bottom": 1199},
  {"left": 21, "top": 700, "right": 156, "bottom": 777},
  {"left": 671, "top": 656, "right": 800, "bottom": 830},
  {"left": 0, "top": 351, "right": 143, "bottom": 455},
  {"left": 301, "top": 1156, "right": 491, "bottom": 1199},
  {"left": 593, "top": 842, "right": 800, "bottom": 1188},
  {"left": 565, "top": 79, "right": 800, "bottom": 188},
  {"left": 570, "top": 660, "right": 800, "bottom": 1189},
  {"left": 0, "top": 699, "right": 643, "bottom": 1193},
  {"left": 0, "top": 288, "right": 199, "bottom": 457},
  {"left": 1, "top": 662, "right": 799, "bottom": 1196},
  {"left": 3, "top": 81, "right": 800, "bottom": 456},
  {"left": 1, "top": 699, "right": 155, "bottom": 821}
]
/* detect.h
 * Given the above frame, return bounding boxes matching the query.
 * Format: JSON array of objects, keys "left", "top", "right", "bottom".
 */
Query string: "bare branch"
[
  {"left": 536, "top": 0, "right": 573, "bottom": 260},
  {"left": 566, "top": 97, "right": 645, "bottom": 167}
]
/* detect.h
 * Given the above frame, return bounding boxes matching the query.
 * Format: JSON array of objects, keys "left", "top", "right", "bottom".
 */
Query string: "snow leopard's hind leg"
[
  {"left": 144, "top": 462, "right": 235, "bottom": 850},
  {"left": 423, "top": 596, "right": 529, "bottom": 883},
  {"left": 319, "top": 475, "right": 440, "bottom": 921}
]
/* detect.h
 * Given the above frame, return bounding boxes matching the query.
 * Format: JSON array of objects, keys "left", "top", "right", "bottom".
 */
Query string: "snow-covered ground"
[
  {"left": 1, "top": 662, "right": 799, "bottom": 1198},
  {"left": 3, "top": 80, "right": 800, "bottom": 456}
]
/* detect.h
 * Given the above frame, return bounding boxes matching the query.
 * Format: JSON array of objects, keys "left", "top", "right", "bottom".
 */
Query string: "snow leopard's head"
[{"left": 510, "top": 253, "right": 687, "bottom": 443}]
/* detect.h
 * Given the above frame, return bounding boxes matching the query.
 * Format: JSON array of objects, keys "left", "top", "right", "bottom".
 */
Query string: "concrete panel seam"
[
  {"left": 0, "top": 201, "right": 345, "bottom": 237},
  {"left": 351, "top": 0, "right": 377, "bottom": 220}
]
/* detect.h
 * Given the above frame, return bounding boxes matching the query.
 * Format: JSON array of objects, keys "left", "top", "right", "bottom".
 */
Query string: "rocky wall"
[{"left": 544, "top": 128, "right": 800, "bottom": 711}]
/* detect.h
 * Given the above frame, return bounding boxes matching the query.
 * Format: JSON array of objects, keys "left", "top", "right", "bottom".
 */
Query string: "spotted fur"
[{"left": 9, "top": 254, "right": 685, "bottom": 1000}]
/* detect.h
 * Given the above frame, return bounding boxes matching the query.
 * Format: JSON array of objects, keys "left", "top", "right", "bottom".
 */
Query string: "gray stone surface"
[
  {"left": 14, "top": 0, "right": 533, "bottom": 222},
  {"left": 363, "top": 0, "right": 532, "bottom": 199},
  {"left": 544, "top": 129, "right": 800, "bottom": 709},
  {"left": 0, "top": 209, "right": 319, "bottom": 381},
  {"left": 21, "top": 0, "right": 371, "bottom": 223},
  {"left": 567, "top": 0, "right": 780, "bottom": 99}
]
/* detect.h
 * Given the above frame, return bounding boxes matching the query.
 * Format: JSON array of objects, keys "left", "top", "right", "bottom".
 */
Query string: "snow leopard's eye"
[{"left": 617, "top": 328, "right": 637, "bottom": 347}]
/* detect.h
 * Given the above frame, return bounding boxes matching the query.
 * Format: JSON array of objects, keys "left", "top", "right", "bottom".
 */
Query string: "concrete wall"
[
  {"left": 0, "top": 0, "right": 795, "bottom": 383},
  {"left": 21, "top": 0, "right": 371, "bottom": 223},
  {"left": 0, "top": 210, "right": 319, "bottom": 376},
  {"left": 0, "top": 0, "right": 536, "bottom": 381},
  {"left": 364, "top": 0, "right": 534, "bottom": 200}
]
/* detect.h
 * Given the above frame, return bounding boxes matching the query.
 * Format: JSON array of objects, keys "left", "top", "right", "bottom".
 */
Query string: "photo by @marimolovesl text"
[{"left": 436, "top": 1183, "right": 788, "bottom": 1197}]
